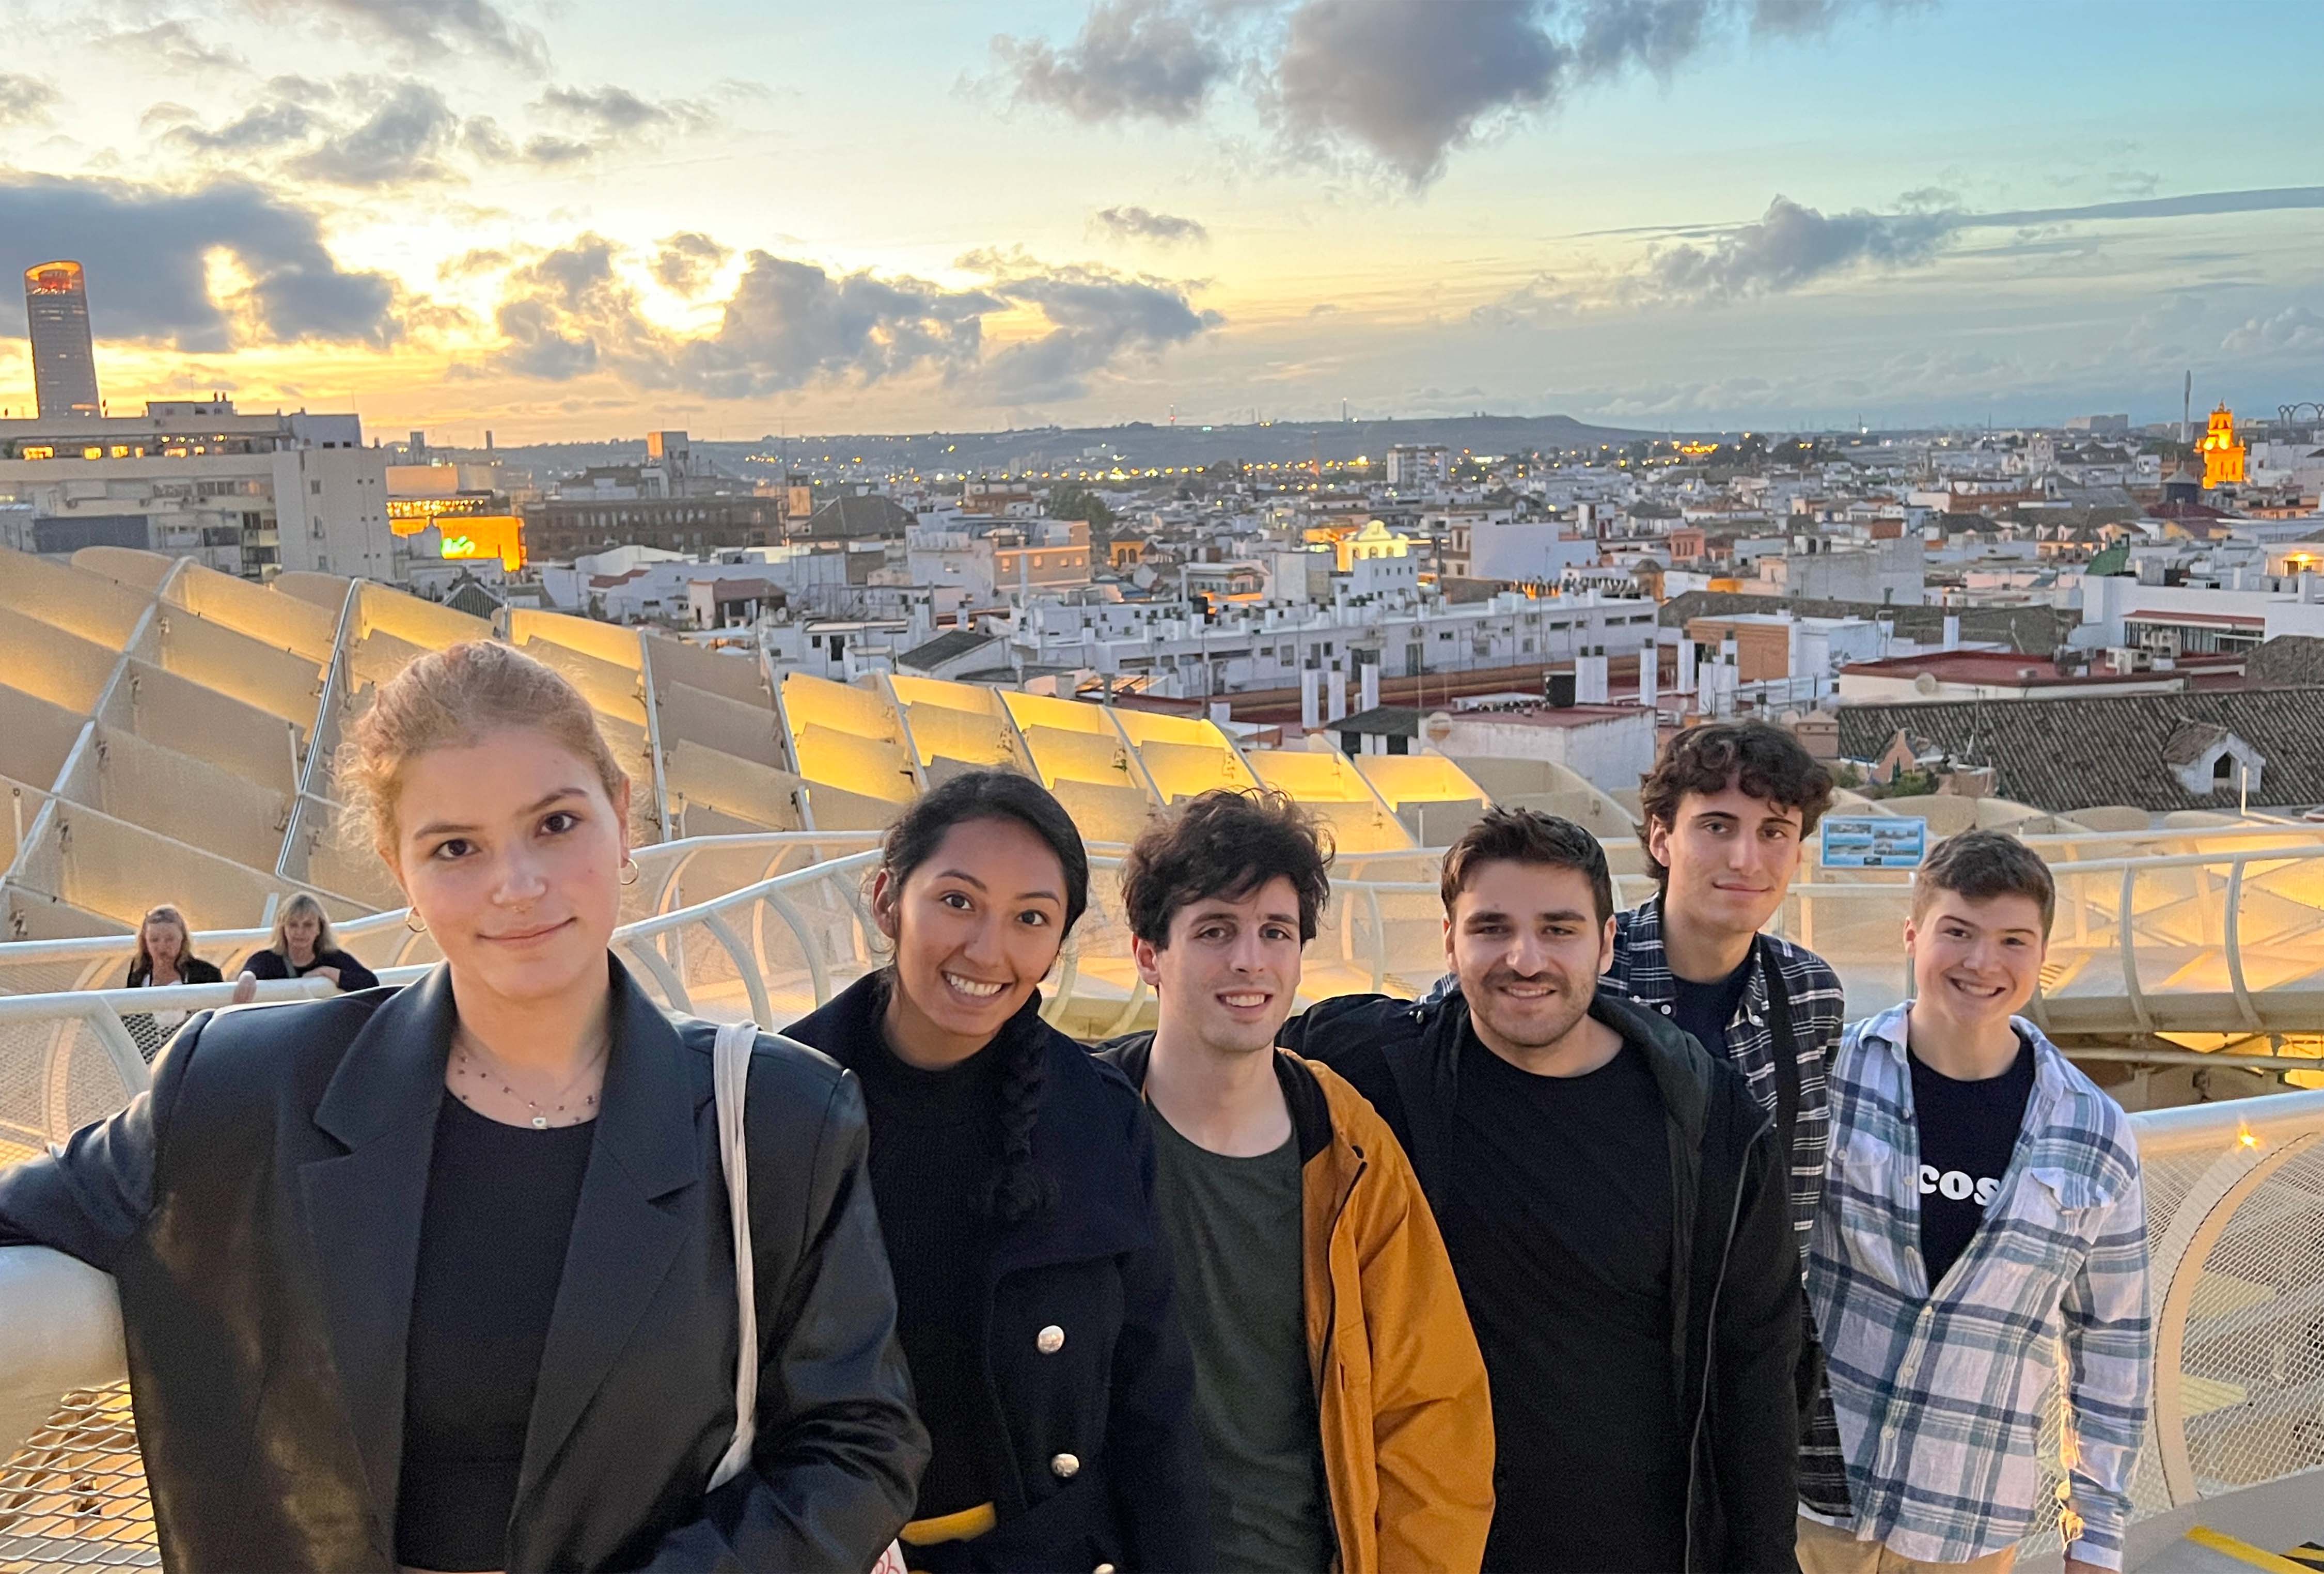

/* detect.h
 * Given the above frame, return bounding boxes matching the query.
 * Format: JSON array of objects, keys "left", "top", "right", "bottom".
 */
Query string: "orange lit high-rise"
[{"left": 22, "top": 260, "right": 102, "bottom": 420}]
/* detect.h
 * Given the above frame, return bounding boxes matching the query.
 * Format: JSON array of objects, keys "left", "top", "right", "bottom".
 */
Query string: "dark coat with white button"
[{"left": 787, "top": 975, "right": 1212, "bottom": 1574}]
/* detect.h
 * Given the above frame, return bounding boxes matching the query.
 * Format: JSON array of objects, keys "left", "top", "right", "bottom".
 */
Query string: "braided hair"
[{"left": 876, "top": 770, "right": 1088, "bottom": 1225}]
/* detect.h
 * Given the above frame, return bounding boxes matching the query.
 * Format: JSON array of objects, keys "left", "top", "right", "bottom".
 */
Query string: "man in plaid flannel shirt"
[
  {"left": 1803, "top": 832, "right": 2149, "bottom": 1574},
  {"left": 1623, "top": 724, "right": 1851, "bottom": 1501}
]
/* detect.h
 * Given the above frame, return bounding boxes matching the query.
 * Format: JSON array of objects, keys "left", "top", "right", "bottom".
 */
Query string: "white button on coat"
[
  {"left": 1036, "top": 1324, "right": 1065, "bottom": 1355},
  {"left": 1050, "top": 1452, "right": 1080, "bottom": 1479},
  {"left": 1094, "top": 1564, "right": 1117, "bottom": 1573}
]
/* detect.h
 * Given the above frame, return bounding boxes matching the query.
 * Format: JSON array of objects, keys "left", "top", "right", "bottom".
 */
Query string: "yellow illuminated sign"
[{"left": 391, "top": 511, "right": 525, "bottom": 570}]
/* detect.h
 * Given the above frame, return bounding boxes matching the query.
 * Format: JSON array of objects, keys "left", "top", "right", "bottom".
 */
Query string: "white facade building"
[
  {"left": 1010, "top": 588, "right": 1657, "bottom": 701},
  {"left": 0, "top": 401, "right": 391, "bottom": 579}
]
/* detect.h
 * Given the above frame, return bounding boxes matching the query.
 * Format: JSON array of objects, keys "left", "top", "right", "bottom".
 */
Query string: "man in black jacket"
[{"left": 1279, "top": 807, "right": 1801, "bottom": 1574}]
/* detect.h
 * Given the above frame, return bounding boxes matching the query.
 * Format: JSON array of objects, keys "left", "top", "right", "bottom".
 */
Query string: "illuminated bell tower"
[{"left": 2200, "top": 402, "right": 2246, "bottom": 489}]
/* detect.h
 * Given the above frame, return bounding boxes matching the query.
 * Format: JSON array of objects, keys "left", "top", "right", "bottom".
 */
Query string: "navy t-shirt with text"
[{"left": 1908, "top": 1031, "right": 2035, "bottom": 1288}]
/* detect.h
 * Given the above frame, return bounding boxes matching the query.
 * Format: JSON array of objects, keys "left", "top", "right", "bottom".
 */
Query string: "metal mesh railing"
[{"left": 0, "top": 1386, "right": 153, "bottom": 1570}]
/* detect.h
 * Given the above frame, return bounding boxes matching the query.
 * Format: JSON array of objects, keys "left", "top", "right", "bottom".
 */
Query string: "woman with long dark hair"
[
  {"left": 0, "top": 641, "right": 925, "bottom": 1573},
  {"left": 787, "top": 769, "right": 1210, "bottom": 1573}
]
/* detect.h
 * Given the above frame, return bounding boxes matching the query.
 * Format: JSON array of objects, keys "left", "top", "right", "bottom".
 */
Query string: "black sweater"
[
  {"left": 244, "top": 946, "right": 380, "bottom": 992},
  {"left": 1279, "top": 983, "right": 1803, "bottom": 1574}
]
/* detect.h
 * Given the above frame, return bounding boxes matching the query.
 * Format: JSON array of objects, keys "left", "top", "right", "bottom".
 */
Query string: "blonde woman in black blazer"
[{"left": 0, "top": 642, "right": 926, "bottom": 1573}]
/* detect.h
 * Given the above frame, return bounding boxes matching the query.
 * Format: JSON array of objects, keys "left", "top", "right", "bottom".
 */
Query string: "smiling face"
[
  {"left": 1647, "top": 781, "right": 1805, "bottom": 939},
  {"left": 1135, "top": 873, "right": 1305, "bottom": 1059},
  {"left": 1906, "top": 889, "right": 2048, "bottom": 1032},
  {"left": 1446, "top": 857, "right": 1615, "bottom": 1060},
  {"left": 386, "top": 728, "right": 631, "bottom": 1010},
  {"left": 874, "top": 815, "right": 1069, "bottom": 1066}
]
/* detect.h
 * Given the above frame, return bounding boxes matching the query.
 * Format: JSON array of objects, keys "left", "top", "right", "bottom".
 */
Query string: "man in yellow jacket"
[{"left": 1097, "top": 788, "right": 1494, "bottom": 1574}]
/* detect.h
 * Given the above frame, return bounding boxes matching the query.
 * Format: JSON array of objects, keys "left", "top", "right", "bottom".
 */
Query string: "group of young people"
[{"left": 0, "top": 638, "right": 2150, "bottom": 1574}]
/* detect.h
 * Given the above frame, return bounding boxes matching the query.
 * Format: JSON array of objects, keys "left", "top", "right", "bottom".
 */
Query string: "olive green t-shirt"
[{"left": 1149, "top": 1109, "right": 1334, "bottom": 1574}]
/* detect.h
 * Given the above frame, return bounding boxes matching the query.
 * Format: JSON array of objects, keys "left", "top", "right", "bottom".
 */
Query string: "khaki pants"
[{"left": 1796, "top": 1515, "right": 2021, "bottom": 1574}]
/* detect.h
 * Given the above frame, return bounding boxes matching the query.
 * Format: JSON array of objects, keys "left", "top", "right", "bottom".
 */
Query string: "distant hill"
[{"left": 459, "top": 412, "right": 1666, "bottom": 479}]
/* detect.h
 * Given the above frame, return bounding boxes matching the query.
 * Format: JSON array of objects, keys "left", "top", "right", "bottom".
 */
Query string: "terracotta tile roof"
[{"left": 1838, "top": 688, "right": 2324, "bottom": 810}]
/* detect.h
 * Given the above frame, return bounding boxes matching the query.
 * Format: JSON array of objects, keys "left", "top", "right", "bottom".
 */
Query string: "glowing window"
[
  {"left": 83, "top": 447, "right": 103, "bottom": 460},
  {"left": 21, "top": 445, "right": 53, "bottom": 460}
]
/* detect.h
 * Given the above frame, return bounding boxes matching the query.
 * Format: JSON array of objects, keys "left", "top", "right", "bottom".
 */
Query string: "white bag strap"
[
  {"left": 709, "top": 1019, "right": 760, "bottom": 1492},
  {"left": 706, "top": 1023, "right": 911, "bottom": 1574}
]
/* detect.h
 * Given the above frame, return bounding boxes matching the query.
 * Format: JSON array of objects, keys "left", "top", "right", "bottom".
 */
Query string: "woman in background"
[
  {"left": 121, "top": 904, "right": 226, "bottom": 1061},
  {"left": 787, "top": 768, "right": 1210, "bottom": 1573},
  {"left": 241, "top": 891, "right": 381, "bottom": 992},
  {"left": 123, "top": 905, "right": 222, "bottom": 991}
]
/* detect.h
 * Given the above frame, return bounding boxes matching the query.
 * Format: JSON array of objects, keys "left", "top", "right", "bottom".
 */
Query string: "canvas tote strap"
[
  {"left": 706, "top": 1022, "right": 910, "bottom": 1574},
  {"left": 709, "top": 1019, "right": 760, "bottom": 1492}
]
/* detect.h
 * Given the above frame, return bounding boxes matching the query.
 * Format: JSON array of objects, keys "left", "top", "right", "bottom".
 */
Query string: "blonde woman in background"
[
  {"left": 121, "top": 904, "right": 231, "bottom": 1061},
  {"left": 241, "top": 890, "right": 381, "bottom": 993}
]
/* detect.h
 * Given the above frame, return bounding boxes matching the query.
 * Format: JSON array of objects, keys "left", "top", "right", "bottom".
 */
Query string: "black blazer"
[
  {"left": 243, "top": 945, "right": 381, "bottom": 993},
  {"left": 0, "top": 959, "right": 928, "bottom": 1573},
  {"left": 787, "top": 975, "right": 1212, "bottom": 1574}
]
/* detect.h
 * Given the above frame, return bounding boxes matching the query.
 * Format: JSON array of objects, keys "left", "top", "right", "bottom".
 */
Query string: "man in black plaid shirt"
[{"left": 1615, "top": 721, "right": 1853, "bottom": 1528}]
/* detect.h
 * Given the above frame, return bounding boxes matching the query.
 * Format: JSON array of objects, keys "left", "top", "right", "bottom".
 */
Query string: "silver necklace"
[{"left": 450, "top": 1027, "right": 609, "bottom": 1129}]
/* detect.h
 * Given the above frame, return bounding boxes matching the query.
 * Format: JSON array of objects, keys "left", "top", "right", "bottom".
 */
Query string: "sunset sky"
[{"left": 3, "top": 0, "right": 2320, "bottom": 442}]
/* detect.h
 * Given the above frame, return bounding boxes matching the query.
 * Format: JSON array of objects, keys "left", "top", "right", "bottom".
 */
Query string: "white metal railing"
[
  {"left": 1, "top": 1072, "right": 2316, "bottom": 1566},
  {"left": 6, "top": 839, "right": 2324, "bottom": 1055}
]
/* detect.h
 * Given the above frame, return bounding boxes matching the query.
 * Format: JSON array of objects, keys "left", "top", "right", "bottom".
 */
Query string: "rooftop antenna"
[{"left": 2182, "top": 370, "right": 2192, "bottom": 444}]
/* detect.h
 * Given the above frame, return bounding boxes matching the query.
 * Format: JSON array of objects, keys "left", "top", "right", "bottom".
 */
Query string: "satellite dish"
[
  {"left": 1424, "top": 711, "right": 1455, "bottom": 743},
  {"left": 1913, "top": 672, "right": 1940, "bottom": 696}
]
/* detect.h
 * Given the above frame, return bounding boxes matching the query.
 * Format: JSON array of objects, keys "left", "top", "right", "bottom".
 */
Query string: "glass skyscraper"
[{"left": 23, "top": 260, "right": 102, "bottom": 420}]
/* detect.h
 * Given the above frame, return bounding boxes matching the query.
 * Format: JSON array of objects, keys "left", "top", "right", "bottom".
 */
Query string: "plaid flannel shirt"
[
  {"left": 1606, "top": 896, "right": 1856, "bottom": 1514},
  {"left": 1807, "top": 1005, "right": 2151, "bottom": 1570}
]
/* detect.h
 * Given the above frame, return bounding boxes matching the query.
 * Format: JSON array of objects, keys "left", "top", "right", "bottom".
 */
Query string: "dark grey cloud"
[
  {"left": 165, "top": 101, "right": 323, "bottom": 153},
  {"left": 485, "top": 237, "right": 998, "bottom": 397},
  {"left": 1538, "top": 183, "right": 2324, "bottom": 311},
  {"left": 481, "top": 238, "right": 1215, "bottom": 405},
  {"left": 1641, "top": 195, "right": 1952, "bottom": 302},
  {"left": 976, "top": 266, "right": 1223, "bottom": 403},
  {"left": 998, "top": 0, "right": 1904, "bottom": 186},
  {"left": 670, "top": 256, "right": 1000, "bottom": 399},
  {"left": 276, "top": 0, "right": 549, "bottom": 70},
  {"left": 287, "top": 81, "right": 460, "bottom": 186},
  {"left": 1271, "top": 0, "right": 1567, "bottom": 184},
  {"left": 1974, "top": 186, "right": 2324, "bottom": 229},
  {"left": 652, "top": 231, "right": 732, "bottom": 295},
  {"left": 0, "top": 73, "right": 58, "bottom": 127},
  {"left": 1091, "top": 204, "right": 1210, "bottom": 246},
  {"left": 535, "top": 84, "right": 711, "bottom": 136},
  {"left": 0, "top": 173, "right": 399, "bottom": 349},
  {"left": 992, "top": 0, "right": 1234, "bottom": 124}
]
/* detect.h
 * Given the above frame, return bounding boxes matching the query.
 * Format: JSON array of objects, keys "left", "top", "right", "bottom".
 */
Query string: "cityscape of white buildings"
[{"left": 3, "top": 277, "right": 2320, "bottom": 804}]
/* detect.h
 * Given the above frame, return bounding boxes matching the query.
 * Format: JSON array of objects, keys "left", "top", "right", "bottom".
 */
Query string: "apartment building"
[{"left": 0, "top": 400, "right": 392, "bottom": 579}]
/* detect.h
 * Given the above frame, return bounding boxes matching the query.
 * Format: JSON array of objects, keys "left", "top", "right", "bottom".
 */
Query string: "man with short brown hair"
[
  {"left": 1281, "top": 807, "right": 1801, "bottom": 1573},
  {"left": 1097, "top": 790, "right": 1493, "bottom": 1574}
]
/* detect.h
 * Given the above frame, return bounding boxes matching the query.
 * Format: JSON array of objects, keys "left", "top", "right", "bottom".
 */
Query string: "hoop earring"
[
  {"left": 404, "top": 910, "right": 427, "bottom": 935},
  {"left": 620, "top": 857, "right": 640, "bottom": 887}
]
